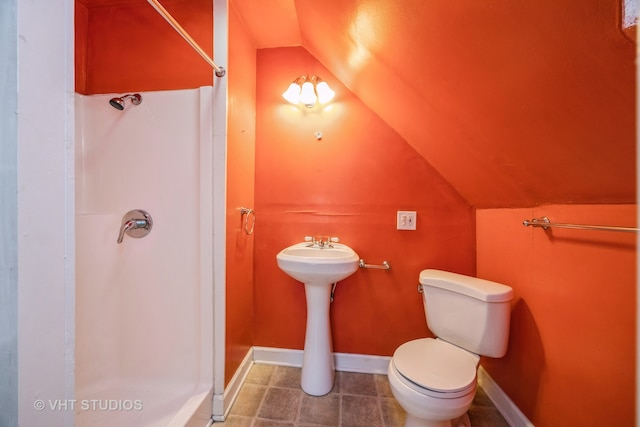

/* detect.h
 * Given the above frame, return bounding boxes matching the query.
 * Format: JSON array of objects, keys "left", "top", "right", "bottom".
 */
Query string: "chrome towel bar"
[
  {"left": 522, "top": 217, "right": 638, "bottom": 233},
  {"left": 359, "top": 259, "right": 391, "bottom": 270}
]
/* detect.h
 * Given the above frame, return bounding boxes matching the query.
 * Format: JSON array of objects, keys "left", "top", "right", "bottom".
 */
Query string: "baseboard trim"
[
  {"left": 252, "top": 346, "right": 391, "bottom": 374},
  {"left": 252, "top": 346, "right": 303, "bottom": 367},
  {"left": 212, "top": 348, "right": 254, "bottom": 422},
  {"left": 334, "top": 351, "right": 391, "bottom": 374},
  {"left": 478, "top": 366, "right": 534, "bottom": 427}
]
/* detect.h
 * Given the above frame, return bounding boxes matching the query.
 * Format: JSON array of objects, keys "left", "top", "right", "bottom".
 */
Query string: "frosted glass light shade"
[
  {"left": 299, "top": 81, "right": 317, "bottom": 107},
  {"left": 316, "top": 81, "right": 335, "bottom": 104},
  {"left": 282, "top": 82, "right": 301, "bottom": 104},
  {"left": 283, "top": 75, "right": 335, "bottom": 108}
]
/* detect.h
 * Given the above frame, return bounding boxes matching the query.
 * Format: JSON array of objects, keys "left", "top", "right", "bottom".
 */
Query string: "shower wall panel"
[{"left": 75, "top": 87, "right": 213, "bottom": 427}]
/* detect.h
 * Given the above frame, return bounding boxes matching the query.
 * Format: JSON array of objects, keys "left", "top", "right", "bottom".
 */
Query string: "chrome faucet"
[
  {"left": 117, "top": 209, "right": 153, "bottom": 244},
  {"left": 313, "top": 236, "right": 329, "bottom": 248},
  {"left": 304, "top": 236, "right": 339, "bottom": 248}
]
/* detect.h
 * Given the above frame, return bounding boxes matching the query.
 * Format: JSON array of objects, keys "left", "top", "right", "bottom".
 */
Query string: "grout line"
[
  {"left": 338, "top": 392, "right": 343, "bottom": 427},
  {"left": 294, "top": 385, "right": 303, "bottom": 426},
  {"left": 254, "top": 384, "right": 269, "bottom": 425}
]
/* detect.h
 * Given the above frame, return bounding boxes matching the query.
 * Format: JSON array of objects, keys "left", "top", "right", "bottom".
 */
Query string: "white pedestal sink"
[{"left": 276, "top": 241, "right": 359, "bottom": 396}]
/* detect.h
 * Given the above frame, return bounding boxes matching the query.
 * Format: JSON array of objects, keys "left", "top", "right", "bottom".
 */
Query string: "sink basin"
[
  {"left": 276, "top": 241, "right": 360, "bottom": 396},
  {"left": 276, "top": 242, "right": 359, "bottom": 285}
]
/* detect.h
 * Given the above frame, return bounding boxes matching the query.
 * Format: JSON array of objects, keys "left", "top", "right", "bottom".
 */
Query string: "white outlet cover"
[{"left": 397, "top": 211, "right": 417, "bottom": 230}]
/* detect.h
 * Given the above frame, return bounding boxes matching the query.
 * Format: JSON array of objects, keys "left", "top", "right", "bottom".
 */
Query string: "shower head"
[{"left": 109, "top": 93, "right": 142, "bottom": 110}]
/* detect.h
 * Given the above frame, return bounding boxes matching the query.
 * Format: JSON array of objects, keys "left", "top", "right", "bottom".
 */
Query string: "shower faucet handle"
[{"left": 117, "top": 209, "right": 153, "bottom": 244}]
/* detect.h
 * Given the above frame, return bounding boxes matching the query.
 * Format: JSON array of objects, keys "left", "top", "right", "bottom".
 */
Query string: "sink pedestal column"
[{"left": 301, "top": 282, "right": 334, "bottom": 396}]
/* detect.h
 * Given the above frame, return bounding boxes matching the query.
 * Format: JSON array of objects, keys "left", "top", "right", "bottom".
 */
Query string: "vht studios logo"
[{"left": 34, "top": 399, "right": 143, "bottom": 412}]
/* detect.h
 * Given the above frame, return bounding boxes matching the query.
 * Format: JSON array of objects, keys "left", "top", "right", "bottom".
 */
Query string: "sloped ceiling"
[
  {"left": 81, "top": 0, "right": 637, "bottom": 208},
  {"left": 233, "top": 0, "right": 636, "bottom": 208}
]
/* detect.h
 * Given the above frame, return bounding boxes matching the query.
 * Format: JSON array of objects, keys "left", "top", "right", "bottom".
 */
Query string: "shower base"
[{"left": 75, "top": 379, "right": 212, "bottom": 427}]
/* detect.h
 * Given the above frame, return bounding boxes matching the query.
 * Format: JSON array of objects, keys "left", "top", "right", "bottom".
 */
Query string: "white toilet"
[{"left": 388, "top": 269, "right": 513, "bottom": 427}]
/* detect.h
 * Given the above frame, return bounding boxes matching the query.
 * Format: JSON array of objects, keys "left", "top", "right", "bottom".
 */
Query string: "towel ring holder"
[{"left": 240, "top": 207, "right": 255, "bottom": 235}]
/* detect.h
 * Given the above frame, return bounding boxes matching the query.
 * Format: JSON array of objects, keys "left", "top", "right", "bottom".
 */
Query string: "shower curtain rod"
[
  {"left": 522, "top": 217, "right": 639, "bottom": 233},
  {"left": 147, "top": 0, "right": 225, "bottom": 77}
]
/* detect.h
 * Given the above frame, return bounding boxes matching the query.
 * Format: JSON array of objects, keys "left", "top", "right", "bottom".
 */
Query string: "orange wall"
[
  {"left": 75, "top": 3, "right": 89, "bottom": 94},
  {"left": 75, "top": 0, "right": 213, "bottom": 94},
  {"left": 253, "top": 46, "right": 475, "bottom": 355},
  {"left": 225, "top": 4, "right": 256, "bottom": 385},
  {"left": 297, "top": 0, "right": 636, "bottom": 207},
  {"left": 477, "top": 204, "right": 636, "bottom": 426}
]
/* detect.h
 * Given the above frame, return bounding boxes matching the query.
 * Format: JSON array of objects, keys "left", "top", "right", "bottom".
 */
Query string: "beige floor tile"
[
  {"left": 298, "top": 393, "right": 340, "bottom": 426},
  {"left": 468, "top": 405, "right": 510, "bottom": 427},
  {"left": 258, "top": 387, "right": 303, "bottom": 422},
  {"left": 374, "top": 374, "right": 394, "bottom": 397},
  {"left": 338, "top": 371, "right": 377, "bottom": 396},
  {"left": 230, "top": 383, "right": 267, "bottom": 417},
  {"left": 253, "top": 419, "right": 295, "bottom": 427},
  {"left": 247, "top": 363, "right": 276, "bottom": 386},
  {"left": 271, "top": 366, "right": 303, "bottom": 389},
  {"left": 216, "top": 364, "right": 511, "bottom": 427},
  {"left": 380, "top": 396, "right": 406, "bottom": 427},
  {"left": 215, "top": 415, "right": 253, "bottom": 426},
  {"left": 341, "top": 395, "right": 383, "bottom": 427}
]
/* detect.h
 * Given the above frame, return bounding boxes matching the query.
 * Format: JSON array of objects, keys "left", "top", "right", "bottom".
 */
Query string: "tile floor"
[{"left": 214, "top": 364, "right": 510, "bottom": 427}]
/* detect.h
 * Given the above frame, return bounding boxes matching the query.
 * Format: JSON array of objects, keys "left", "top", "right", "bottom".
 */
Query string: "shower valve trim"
[{"left": 117, "top": 209, "right": 153, "bottom": 244}]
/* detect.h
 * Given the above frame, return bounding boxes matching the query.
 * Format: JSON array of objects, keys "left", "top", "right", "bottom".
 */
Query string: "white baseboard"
[
  {"left": 253, "top": 346, "right": 391, "bottom": 374},
  {"left": 477, "top": 366, "right": 534, "bottom": 427},
  {"left": 252, "top": 346, "right": 303, "bottom": 367},
  {"left": 212, "top": 348, "right": 254, "bottom": 422},
  {"left": 335, "top": 351, "right": 390, "bottom": 374}
]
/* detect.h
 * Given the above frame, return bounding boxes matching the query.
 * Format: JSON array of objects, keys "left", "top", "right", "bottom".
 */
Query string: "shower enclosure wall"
[{"left": 75, "top": 87, "right": 217, "bottom": 427}]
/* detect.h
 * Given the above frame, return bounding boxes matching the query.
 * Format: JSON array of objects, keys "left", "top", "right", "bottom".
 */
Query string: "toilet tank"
[{"left": 419, "top": 269, "right": 514, "bottom": 358}]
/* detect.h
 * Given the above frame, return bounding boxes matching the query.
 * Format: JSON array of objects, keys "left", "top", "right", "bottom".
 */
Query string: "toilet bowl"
[
  {"left": 388, "top": 270, "right": 513, "bottom": 427},
  {"left": 388, "top": 338, "right": 479, "bottom": 427}
]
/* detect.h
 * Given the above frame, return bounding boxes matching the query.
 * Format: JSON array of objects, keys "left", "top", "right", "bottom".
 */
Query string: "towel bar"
[{"left": 358, "top": 259, "right": 391, "bottom": 270}]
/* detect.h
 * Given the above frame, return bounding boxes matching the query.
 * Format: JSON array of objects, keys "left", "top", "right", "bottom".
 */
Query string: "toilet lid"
[{"left": 393, "top": 338, "right": 478, "bottom": 394}]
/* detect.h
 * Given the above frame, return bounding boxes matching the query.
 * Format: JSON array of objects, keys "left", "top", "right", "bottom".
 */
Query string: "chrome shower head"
[
  {"left": 109, "top": 93, "right": 142, "bottom": 110},
  {"left": 109, "top": 98, "right": 125, "bottom": 110}
]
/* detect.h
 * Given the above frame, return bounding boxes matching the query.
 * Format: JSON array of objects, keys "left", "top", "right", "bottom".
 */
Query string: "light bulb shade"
[
  {"left": 282, "top": 82, "right": 301, "bottom": 104},
  {"left": 315, "top": 81, "right": 335, "bottom": 104},
  {"left": 298, "top": 81, "right": 317, "bottom": 107}
]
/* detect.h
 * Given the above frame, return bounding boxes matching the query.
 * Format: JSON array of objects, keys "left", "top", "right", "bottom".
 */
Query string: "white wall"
[
  {"left": 0, "top": 0, "right": 18, "bottom": 425},
  {"left": 16, "top": 0, "right": 75, "bottom": 426}
]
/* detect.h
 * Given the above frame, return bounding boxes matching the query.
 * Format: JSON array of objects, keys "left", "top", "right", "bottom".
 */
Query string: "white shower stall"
[{"left": 74, "top": 87, "right": 221, "bottom": 427}]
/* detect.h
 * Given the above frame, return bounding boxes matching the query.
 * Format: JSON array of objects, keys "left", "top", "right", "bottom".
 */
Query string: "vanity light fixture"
[{"left": 282, "top": 75, "right": 335, "bottom": 108}]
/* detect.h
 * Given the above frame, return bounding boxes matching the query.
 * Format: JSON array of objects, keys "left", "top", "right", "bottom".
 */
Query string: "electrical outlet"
[{"left": 397, "top": 211, "right": 417, "bottom": 230}]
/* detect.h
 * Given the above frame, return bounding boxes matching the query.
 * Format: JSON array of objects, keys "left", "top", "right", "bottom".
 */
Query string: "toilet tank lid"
[{"left": 419, "top": 270, "right": 513, "bottom": 302}]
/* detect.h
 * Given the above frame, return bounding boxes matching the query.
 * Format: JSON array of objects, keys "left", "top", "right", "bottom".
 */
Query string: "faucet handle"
[
  {"left": 329, "top": 237, "right": 340, "bottom": 243},
  {"left": 312, "top": 235, "right": 330, "bottom": 247},
  {"left": 117, "top": 209, "right": 153, "bottom": 244}
]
